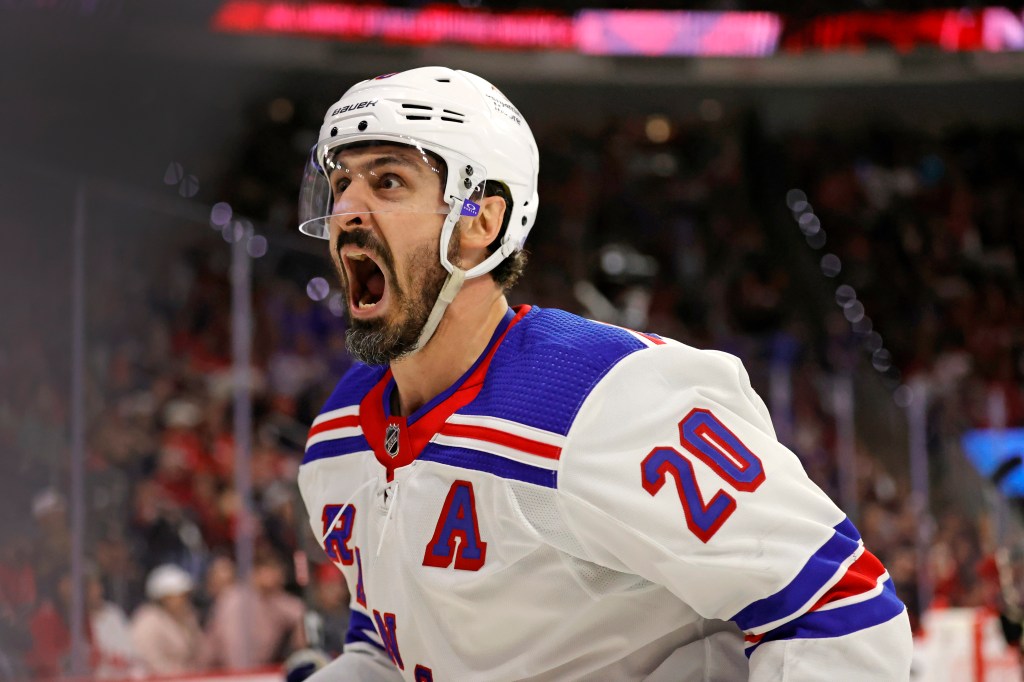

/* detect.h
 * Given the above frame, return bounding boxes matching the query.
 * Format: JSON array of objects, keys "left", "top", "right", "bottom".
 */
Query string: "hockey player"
[{"left": 295, "top": 66, "right": 913, "bottom": 680}]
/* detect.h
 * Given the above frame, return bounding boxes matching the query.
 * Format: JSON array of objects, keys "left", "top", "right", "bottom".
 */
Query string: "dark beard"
[{"left": 338, "top": 228, "right": 454, "bottom": 366}]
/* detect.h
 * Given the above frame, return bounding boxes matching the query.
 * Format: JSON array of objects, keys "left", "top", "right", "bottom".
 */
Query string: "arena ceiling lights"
[
  {"left": 211, "top": 3, "right": 779, "bottom": 57},
  {"left": 211, "top": 2, "right": 1024, "bottom": 57}
]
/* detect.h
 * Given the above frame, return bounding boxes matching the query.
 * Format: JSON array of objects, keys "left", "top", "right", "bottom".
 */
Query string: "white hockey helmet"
[{"left": 298, "top": 66, "right": 540, "bottom": 281}]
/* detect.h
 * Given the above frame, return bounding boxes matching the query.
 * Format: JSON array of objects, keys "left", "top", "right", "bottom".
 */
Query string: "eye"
[
  {"left": 377, "top": 174, "right": 404, "bottom": 191},
  {"left": 332, "top": 176, "right": 350, "bottom": 197}
]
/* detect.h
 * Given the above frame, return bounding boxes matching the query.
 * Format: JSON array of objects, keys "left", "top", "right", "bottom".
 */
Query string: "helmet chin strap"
[
  {"left": 408, "top": 197, "right": 517, "bottom": 354},
  {"left": 409, "top": 204, "right": 468, "bottom": 354},
  {"left": 410, "top": 266, "right": 466, "bottom": 354}
]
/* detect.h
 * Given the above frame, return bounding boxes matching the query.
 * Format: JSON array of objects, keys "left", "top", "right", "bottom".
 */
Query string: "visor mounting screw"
[
  {"left": 463, "top": 178, "right": 472, "bottom": 189},
  {"left": 331, "top": 127, "right": 338, "bottom": 136},
  {"left": 464, "top": 165, "right": 473, "bottom": 176},
  {"left": 358, "top": 120, "right": 368, "bottom": 131}
]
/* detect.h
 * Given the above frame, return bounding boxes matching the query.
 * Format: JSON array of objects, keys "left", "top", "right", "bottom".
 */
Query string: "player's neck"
[{"left": 389, "top": 279, "right": 508, "bottom": 417}]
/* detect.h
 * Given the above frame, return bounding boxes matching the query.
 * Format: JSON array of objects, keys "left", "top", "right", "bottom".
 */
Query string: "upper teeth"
[{"left": 348, "top": 253, "right": 368, "bottom": 261}]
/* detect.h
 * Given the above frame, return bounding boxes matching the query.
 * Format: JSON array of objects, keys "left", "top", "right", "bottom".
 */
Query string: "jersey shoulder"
[
  {"left": 461, "top": 306, "right": 660, "bottom": 436},
  {"left": 579, "top": 341, "right": 776, "bottom": 440},
  {"left": 322, "top": 361, "right": 387, "bottom": 413},
  {"left": 302, "top": 362, "right": 387, "bottom": 466}
]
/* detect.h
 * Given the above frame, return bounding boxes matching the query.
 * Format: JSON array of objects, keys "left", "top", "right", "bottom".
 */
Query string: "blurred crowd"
[
  {"left": 0, "top": 239, "right": 352, "bottom": 678},
  {"left": 774, "top": 124, "right": 1024, "bottom": 623},
  {"left": 1, "top": 109, "right": 1021, "bottom": 678},
  {"left": 776, "top": 125, "right": 1024, "bottom": 429}
]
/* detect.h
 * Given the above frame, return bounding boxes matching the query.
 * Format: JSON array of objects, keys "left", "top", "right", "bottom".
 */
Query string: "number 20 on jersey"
[{"left": 641, "top": 408, "right": 765, "bottom": 543}]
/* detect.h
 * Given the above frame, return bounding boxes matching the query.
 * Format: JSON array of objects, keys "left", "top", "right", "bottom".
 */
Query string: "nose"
[
  {"left": 328, "top": 211, "right": 366, "bottom": 246},
  {"left": 331, "top": 174, "right": 374, "bottom": 232}
]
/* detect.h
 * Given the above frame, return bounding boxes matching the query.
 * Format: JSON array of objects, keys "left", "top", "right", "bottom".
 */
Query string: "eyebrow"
[
  {"left": 335, "top": 154, "right": 435, "bottom": 176},
  {"left": 366, "top": 155, "right": 423, "bottom": 172}
]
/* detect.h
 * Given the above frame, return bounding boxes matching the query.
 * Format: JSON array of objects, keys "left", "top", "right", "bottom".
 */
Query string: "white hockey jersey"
[{"left": 298, "top": 306, "right": 912, "bottom": 681}]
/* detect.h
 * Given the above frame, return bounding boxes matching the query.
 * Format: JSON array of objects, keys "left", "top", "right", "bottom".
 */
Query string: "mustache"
[{"left": 336, "top": 228, "right": 395, "bottom": 273}]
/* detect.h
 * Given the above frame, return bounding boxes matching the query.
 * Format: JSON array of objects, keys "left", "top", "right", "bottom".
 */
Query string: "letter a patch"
[{"left": 422, "top": 480, "right": 487, "bottom": 571}]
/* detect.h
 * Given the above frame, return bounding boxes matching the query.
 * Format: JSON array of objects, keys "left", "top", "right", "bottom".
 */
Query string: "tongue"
[{"left": 366, "top": 271, "right": 385, "bottom": 298}]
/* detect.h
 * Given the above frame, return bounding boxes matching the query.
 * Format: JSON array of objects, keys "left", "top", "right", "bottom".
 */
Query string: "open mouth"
[{"left": 344, "top": 251, "right": 387, "bottom": 312}]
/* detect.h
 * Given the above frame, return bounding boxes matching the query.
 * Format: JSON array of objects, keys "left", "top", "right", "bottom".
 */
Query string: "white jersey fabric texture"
[{"left": 298, "top": 305, "right": 913, "bottom": 681}]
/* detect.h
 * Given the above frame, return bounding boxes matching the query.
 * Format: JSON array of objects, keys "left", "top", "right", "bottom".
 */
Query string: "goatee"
[{"left": 340, "top": 230, "right": 455, "bottom": 366}]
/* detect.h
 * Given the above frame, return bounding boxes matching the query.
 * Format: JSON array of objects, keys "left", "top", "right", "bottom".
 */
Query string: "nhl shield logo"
[{"left": 384, "top": 423, "right": 401, "bottom": 458}]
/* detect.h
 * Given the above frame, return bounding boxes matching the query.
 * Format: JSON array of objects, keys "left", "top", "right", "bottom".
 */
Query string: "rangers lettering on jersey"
[{"left": 322, "top": 504, "right": 356, "bottom": 565}]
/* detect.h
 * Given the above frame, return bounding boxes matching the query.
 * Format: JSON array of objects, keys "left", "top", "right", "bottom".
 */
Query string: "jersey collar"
[{"left": 360, "top": 305, "right": 530, "bottom": 480}]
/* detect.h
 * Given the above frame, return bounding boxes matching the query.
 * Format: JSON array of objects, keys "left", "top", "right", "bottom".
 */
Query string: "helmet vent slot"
[
  {"left": 399, "top": 103, "right": 464, "bottom": 123},
  {"left": 436, "top": 78, "right": 450, "bottom": 82}
]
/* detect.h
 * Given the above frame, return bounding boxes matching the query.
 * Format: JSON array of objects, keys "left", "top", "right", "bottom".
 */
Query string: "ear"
[{"left": 459, "top": 195, "right": 506, "bottom": 252}]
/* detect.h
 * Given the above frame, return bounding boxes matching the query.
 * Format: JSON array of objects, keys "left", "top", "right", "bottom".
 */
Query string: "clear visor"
[{"left": 297, "top": 139, "right": 487, "bottom": 239}]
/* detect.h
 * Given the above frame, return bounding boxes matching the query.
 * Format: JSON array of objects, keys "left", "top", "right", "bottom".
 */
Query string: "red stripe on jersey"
[
  {"left": 744, "top": 633, "right": 765, "bottom": 644},
  {"left": 308, "top": 415, "right": 359, "bottom": 439},
  {"left": 439, "top": 423, "right": 562, "bottom": 460},
  {"left": 637, "top": 331, "right": 666, "bottom": 345},
  {"left": 593, "top": 319, "right": 666, "bottom": 346},
  {"left": 808, "top": 549, "right": 887, "bottom": 613},
  {"left": 362, "top": 306, "right": 532, "bottom": 480}
]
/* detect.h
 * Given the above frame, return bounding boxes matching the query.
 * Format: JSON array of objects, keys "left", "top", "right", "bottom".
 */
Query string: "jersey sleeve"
[
  {"left": 556, "top": 344, "right": 912, "bottom": 681},
  {"left": 307, "top": 638, "right": 404, "bottom": 682},
  {"left": 301, "top": 542, "right": 398, "bottom": 679}
]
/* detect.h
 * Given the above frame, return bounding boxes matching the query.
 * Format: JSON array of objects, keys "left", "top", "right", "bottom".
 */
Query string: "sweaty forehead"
[{"left": 332, "top": 144, "right": 443, "bottom": 176}]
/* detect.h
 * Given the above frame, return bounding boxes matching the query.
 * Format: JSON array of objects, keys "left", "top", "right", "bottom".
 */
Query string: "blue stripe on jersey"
[
  {"left": 419, "top": 444, "right": 557, "bottom": 488},
  {"left": 303, "top": 434, "right": 372, "bottom": 465},
  {"left": 731, "top": 518, "right": 862, "bottom": 631},
  {"left": 458, "top": 307, "right": 648, "bottom": 436},
  {"left": 745, "top": 579, "right": 905, "bottom": 657},
  {"left": 320, "top": 363, "right": 388, "bottom": 415},
  {"left": 403, "top": 307, "right": 516, "bottom": 427},
  {"left": 345, "top": 610, "right": 385, "bottom": 652}
]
